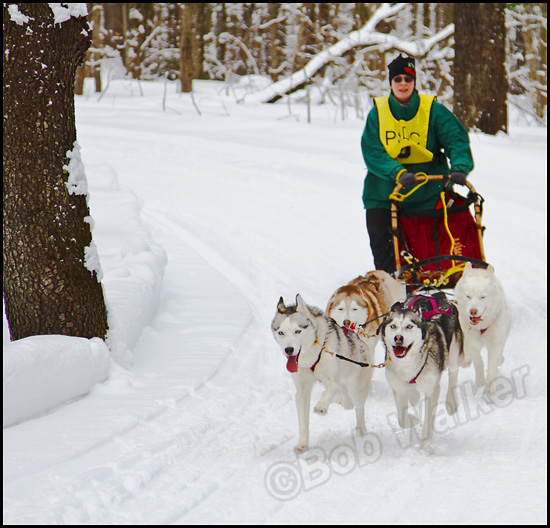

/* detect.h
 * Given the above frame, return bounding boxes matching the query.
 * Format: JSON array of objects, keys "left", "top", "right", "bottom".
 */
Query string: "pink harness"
[{"left": 406, "top": 295, "right": 451, "bottom": 319}]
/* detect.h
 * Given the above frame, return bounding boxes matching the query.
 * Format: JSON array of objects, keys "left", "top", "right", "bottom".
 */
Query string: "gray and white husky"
[
  {"left": 271, "top": 294, "right": 374, "bottom": 453},
  {"left": 454, "top": 263, "right": 512, "bottom": 394},
  {"left": 378, "top": 300, "right": 463, "bottom": 447}
]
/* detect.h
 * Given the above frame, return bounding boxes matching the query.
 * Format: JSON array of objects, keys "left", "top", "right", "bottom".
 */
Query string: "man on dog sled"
[{"left": 361, "top": 54, "right": 474, "bottom": 274}]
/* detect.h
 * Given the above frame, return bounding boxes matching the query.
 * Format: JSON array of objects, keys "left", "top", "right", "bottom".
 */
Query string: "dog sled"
[{"left": 390, "top": 174, "right": 488, "bottom": 292}]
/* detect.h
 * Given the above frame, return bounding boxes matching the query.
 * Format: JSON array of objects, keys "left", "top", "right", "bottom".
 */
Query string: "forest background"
[{"left": 77, "top": 3, "right": 547, "bottom": 128}]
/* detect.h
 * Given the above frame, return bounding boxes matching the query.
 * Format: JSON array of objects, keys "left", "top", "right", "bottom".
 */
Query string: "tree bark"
[
  {"left": 453, "top": 3, "right": 508, "bottom": 134},
  {"left": 3, "top": 3, "right": 109, "bottom": 341},
  {"left": 179, "top": 3, "right": 204, "bottom": 92}
]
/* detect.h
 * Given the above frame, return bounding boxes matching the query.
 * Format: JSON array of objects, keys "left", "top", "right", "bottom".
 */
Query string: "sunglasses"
[{"left": 393, "top": 76, "right": 414, "bottom": 83}]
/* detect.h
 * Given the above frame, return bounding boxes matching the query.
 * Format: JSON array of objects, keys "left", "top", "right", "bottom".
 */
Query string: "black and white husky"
[
  {"left": 271, "top": 294, "right": 374, "bottom": 453},
  {"left": 378, "top": 298, "right": 463, "bottom": 447}
]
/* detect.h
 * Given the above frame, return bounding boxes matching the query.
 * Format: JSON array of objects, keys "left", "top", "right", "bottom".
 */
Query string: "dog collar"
[
  {"left": 406, "top": 295, "right": 451, "bottom": 319},
  {"left": 310, "top": 338, "right": 325, "bottom": 372}
]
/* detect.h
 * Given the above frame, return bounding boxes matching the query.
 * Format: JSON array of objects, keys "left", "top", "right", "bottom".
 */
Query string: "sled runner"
[{"left": 390, "top": 174, "right": 488, "bottom": 292}]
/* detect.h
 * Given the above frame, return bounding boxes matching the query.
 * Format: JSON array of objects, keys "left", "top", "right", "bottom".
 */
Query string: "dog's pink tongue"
[{"left": 286, "top": 355, "right": 298, "bottom": 373}]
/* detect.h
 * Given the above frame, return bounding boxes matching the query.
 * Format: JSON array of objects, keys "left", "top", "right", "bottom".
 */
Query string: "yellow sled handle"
[
  {"left": 391, "top": 174, "right": 478, "bottom": 196},
  {"left": 390, "top": 175, "right": 486, "bottom": 274}
]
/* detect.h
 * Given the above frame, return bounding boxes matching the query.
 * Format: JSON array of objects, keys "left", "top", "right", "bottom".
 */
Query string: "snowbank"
[
  {"left": 2, "top": 163, "right": 167, "bottom": 428},
  {"left": 3, "top": 336, "right": 111, "bottom": 427},
  {"left": 86, "top": 163, "right": 167, "bottom": 366}
]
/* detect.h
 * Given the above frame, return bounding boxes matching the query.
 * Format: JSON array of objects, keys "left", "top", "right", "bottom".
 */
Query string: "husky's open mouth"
[
  {"left": 470, "top": 316, "right": 483, "bottom": 325},
  {"left": 393, "top": 344, "right": 412, "bottom": 358},
  {"left": 286, "top": 352, "right": 300, "bottom": 373}
]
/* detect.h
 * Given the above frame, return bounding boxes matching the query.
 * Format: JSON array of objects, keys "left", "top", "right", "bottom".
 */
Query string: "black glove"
[
  {"left": 450, "top": 171, "right": 468, "bottom": 185},
  {"left": 398, "top": 171, "right": 417, "bottom": 188}
]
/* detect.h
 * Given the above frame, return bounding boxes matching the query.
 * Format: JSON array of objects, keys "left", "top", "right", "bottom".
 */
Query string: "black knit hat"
[{"left": 388, "top": 54, "right": 416, "bottom": 84}]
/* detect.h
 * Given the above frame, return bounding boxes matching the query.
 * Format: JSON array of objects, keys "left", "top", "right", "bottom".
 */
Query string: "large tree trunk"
[
  {"left": 3, "top": 3, "right": 109, "bottom": 341},
  {"left": 453, "top": 3, "right": 508, "bottom": 134}
]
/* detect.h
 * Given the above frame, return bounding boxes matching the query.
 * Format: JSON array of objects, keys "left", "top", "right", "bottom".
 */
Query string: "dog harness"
[{"left": 406, "top": 294, "right": 451, "bottom": 319}]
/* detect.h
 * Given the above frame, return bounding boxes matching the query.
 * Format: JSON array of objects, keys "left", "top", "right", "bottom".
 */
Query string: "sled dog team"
[{"left": 271, "top": 264, "right": 511, "bottom": 453}]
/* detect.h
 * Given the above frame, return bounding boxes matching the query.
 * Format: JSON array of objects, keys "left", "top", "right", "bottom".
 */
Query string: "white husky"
[
  {"left": 272, "top": 294, "right": 374, "bottom": 453},
  {"left": 454, "top": 262, "right": 512, "bottom": 394}
]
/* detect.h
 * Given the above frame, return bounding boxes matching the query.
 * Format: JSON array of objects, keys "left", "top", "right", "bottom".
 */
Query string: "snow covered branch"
[{"left": 240, "top": 4, "right": 454, "bottom": 104}]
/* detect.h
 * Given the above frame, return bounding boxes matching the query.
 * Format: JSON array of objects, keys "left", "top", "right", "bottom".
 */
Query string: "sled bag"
[{"left": 397, "top": 209, "right": 483, "bottom": 272}]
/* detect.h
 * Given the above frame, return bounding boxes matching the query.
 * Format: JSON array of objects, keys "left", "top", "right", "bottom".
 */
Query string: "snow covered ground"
[{"left": 3, "top": 78, "right": 547, "bottom": 524}]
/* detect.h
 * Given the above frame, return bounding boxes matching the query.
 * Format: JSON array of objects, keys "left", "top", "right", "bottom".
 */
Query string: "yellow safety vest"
[{"left": 374, "top": 94, "right": 435, "bottom": 164}]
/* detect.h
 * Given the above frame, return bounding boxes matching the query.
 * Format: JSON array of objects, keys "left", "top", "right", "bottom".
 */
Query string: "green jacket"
[{"left": 360, "top": 90, "right": 474, "bottom": 210}]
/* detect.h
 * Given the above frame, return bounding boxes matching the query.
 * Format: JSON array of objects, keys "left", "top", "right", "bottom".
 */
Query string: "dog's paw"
[
  {"left": 445, "top": 395, "right": 459, "bottom": 416},
  {"left": 485, "top": 380, "right": 499, "bottom": 398},
  {"left": 337, "top": 395, "right": 353, "bottom": 410},
  {"left": 314, "top": 404, "right": 329, "bottom": 415},
  {"left": 294, "top": 443, "right": 309, "bottom": 454},
  {"left": 355, "top": 425, "right": 367, "bottom": 437},
  {"left": 421, "top": 440, "right": 436, "bottom": 454}
]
